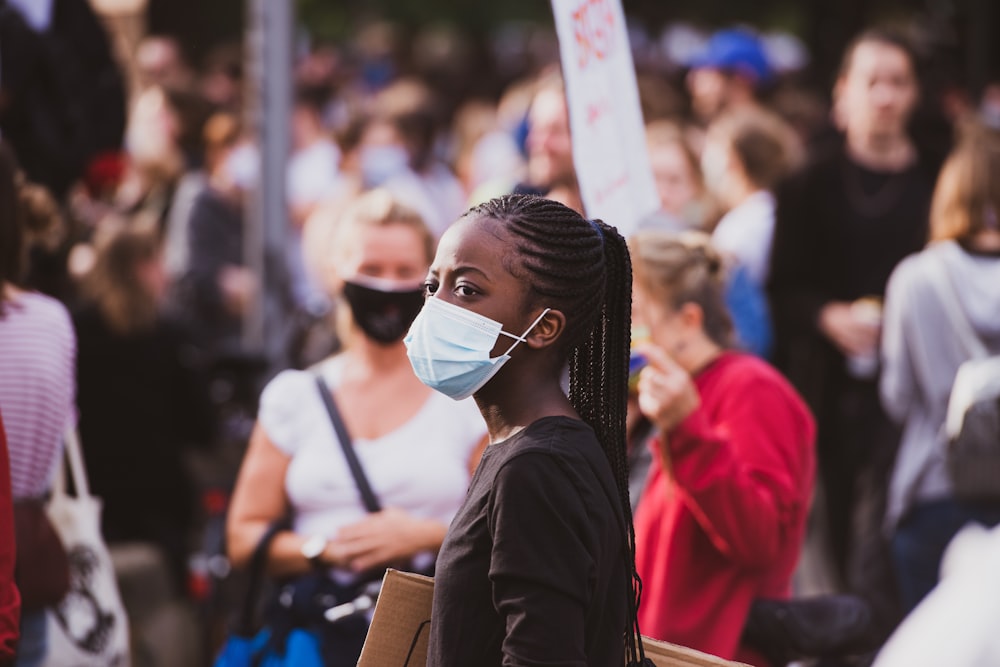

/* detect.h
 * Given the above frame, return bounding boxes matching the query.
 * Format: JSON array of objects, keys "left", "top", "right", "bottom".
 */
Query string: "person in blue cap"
[{"left": 687, "top": 29, "right": 774, "bottom": 126}]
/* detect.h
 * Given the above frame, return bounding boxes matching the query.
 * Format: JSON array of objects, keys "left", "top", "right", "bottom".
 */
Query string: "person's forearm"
[{"left": 411, "top": 518, "right": 448, "bottom": 553}]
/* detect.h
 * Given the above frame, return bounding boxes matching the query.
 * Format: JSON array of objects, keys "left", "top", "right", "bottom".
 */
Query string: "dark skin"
[{"left": 424, "top": 214, "right": 576, "bottom": 443}]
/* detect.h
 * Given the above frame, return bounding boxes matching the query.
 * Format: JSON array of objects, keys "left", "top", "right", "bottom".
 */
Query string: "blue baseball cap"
[{"left": 688, "top": 29, "right": 773, "bottom": 85}]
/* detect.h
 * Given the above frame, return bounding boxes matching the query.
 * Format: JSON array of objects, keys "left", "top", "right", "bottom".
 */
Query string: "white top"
[
  {"left": 711, "top": 190, "right": 776, "bottom": 288},
  {"left": 7, "top": 0, "right": 54, "bottom": 31},
  {"left": 0, "top": 291, "right": 76, "bottom": 499},
  {"left": 872, "top": 523, "right": 1000, "bottom": 667},
  {"left": 258, "top": 356, "right": 486, "bottom": 570}
]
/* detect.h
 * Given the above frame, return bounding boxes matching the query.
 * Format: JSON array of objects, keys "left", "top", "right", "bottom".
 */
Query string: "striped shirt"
[{"left": 0, "top": 291, "right": 76, "bottom": 499}]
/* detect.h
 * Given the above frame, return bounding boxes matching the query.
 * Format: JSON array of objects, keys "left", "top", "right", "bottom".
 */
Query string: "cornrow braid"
[{"left": 463, "top": 194, "right": 648, "bottom": 665}]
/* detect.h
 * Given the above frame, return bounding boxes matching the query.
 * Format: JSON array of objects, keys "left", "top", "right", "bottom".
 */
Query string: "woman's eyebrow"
[{"left": 453, "top": 265, "right": 491, "bottom": 282}]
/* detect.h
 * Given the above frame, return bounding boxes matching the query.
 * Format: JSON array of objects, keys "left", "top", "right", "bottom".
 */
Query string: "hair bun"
[
  {"left": 704, "top": 246, "right": 724, "bottom": 277},
  {"left": 677, "top": 231, "right": 724, "bottom": 277}
]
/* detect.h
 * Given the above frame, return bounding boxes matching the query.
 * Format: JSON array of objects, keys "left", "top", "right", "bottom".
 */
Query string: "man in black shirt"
[{"left": 769, "top": 29, "right": 939, "bottom": 641}]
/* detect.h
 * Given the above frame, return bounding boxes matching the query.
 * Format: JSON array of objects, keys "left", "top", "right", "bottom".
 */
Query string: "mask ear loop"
[{"left": 499, "top": 307, "right": 552, "bottom": 355}]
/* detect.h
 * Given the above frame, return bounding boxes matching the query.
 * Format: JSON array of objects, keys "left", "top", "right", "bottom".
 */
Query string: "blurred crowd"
[{"left": 1, "top": 1, "right": 1000, "bottom": 666}]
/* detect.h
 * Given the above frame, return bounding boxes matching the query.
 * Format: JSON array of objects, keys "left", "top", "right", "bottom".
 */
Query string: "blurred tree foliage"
[{"left": 297, "top": 0, "right": 1000, "bottom": 96}]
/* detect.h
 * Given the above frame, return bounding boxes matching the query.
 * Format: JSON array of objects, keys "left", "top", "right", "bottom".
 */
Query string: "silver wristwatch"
[{"left": 300, "top": 535, "right": 327, "bottom": 568}]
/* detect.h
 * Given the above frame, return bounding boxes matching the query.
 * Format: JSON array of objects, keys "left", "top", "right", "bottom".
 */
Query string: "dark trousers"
[
  {"left": 816, "top": 376, "right": 902, "bottom": 642},
  {"left": 891, "top": 498, "right": 1000, "bottom": 614}
]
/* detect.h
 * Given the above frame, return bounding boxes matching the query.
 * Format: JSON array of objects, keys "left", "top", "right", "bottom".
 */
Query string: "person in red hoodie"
[
  {"left": 629, "top": 231, "right": 815, "bottom": 666},
  {"left": 0, "top": 411, "right": 21, "bottom": 665}
]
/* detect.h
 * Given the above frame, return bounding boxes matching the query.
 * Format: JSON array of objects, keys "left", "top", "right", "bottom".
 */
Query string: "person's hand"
[
  {"left": 818, "top": 301, "right": 880, "bottom": 358},
  {"left": 636, "top": 344, "right": 700, "bottom": 436},
  {"left": 323, "top": 508, "right": 443, "bottom": 573}
]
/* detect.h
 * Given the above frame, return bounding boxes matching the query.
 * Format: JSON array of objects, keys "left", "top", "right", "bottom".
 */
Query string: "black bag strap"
[
  {"left": 315, "top": 375, "right": 383, "bottom": 513},
  {"left": 236, "top": 519, "right": 288, "bottom": 635}
]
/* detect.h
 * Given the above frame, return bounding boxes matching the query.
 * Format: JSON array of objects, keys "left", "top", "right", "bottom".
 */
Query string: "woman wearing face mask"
[
  {"left": 355, "top": 80, "right": 466, "bottom": 238},
  {"left": 226, "top": 190, "right": 487, "bottom": 667},
  {"left": 408, "top": 194, "right": 649, "bottom": 666}
]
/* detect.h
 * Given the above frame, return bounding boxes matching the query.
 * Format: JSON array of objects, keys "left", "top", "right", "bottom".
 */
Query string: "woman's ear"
[
  {"left": 525, "top": 308, "right": 566, "bottom": 350},
  {"left": 678, "top": 301, "right": 705, "bottom": 334}
]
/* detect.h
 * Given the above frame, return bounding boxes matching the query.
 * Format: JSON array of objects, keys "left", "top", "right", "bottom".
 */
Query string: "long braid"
[{"left": 464, "top": 194, "right": 647, "bottom": 664}]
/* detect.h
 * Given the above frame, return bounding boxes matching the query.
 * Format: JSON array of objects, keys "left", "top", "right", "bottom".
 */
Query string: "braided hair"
[{"left": 463, "top": 193, "right": 647, "bottom": 665}]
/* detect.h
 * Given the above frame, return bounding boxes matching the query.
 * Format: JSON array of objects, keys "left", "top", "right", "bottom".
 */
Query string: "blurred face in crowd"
[
  {"left": 687, "top": 68, "right": 733, "bottom": 124},
  {"left": 526, "top": 87, "right": 575, "bottom": 191},
  {"left": 699, "top": 129, "right": 741, "bottom": 207},
  {"left": 358, "top": 119, "right": 411, "bottom": 186},
  {"left": 632, "top": 281, "right": 690, "bottom": 360},
  {"left": 836, "top": 41, "right": 918, "bottom": 140},
  {"left": 649, "top": 140, "right": 701, "bottom": 216},
  {"left": 134, "top": 252, "right": 168, "bottom": 305},
  {"left": 291, "top": 103, "right": 323, "bottom": 151},
  {"left": 136, "top": 37, "right": 190, "bottom": 91}
]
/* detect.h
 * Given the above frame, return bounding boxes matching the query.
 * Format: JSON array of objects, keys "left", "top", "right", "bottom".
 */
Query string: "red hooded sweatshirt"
[{"left": 634, "top": 352, "right": 815, "bottom": 666}]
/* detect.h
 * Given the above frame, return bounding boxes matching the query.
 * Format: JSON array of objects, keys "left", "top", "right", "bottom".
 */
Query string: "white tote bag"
[{"left": 43, "top": 430, "right": 130, "bottom": 667}]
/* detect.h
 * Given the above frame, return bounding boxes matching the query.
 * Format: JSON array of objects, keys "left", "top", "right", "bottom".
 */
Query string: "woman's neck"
[
  {"left": 474, "top": 368, "right": 576, "bottom": 444},
  {"left": 677, "top": 335, "right": 724, "bottom": 377},
  {"left": 968, "top": 229, "right": 1000, "bottom": 253},
  {"left": 846, "top": 129, "right": 915, "bottom": 172},
  {"left": 342, "top": 333, "right": 412, "bottom": 378},
  {"left": 726, "top": 180, "right": 764, "bottom": 212}
]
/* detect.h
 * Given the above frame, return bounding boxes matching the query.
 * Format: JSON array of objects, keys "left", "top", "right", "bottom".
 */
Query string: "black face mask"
[{"left": 342, "top": 280, "right": 425, "bottom": 345}]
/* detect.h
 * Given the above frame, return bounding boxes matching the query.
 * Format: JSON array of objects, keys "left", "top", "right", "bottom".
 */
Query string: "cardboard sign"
[
  {"left": 356, "top": 570, "right": 433, "bottom": 667},
  {"left": 550, "top": 0, "right": 660, "bottom": 237},
  {"left": 357, "top": 569, "right": 749, "bottom": 667}
]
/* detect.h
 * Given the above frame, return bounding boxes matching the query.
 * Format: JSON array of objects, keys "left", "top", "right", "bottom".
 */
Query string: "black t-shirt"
[
  {"left": 770, "top": 147, "right": 936, "bottom": 332},
  {"left": 427, "top": 416, "right": 628, "bottom": 667},
  {"left": 73, "top": 304, "right": 215, "bottom": 529}
]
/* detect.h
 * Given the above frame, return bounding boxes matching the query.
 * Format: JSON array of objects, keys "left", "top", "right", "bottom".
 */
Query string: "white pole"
[{"left": 243, "top": 0, "right": 292, "bottom": 360}]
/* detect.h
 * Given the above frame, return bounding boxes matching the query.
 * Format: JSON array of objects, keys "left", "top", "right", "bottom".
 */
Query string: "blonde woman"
[
  {"left": 226, "top": 190, "right": 487, "bottom": 666},
  {"left": 881, "top": 121, "right": 1000, "bottom": 613}
]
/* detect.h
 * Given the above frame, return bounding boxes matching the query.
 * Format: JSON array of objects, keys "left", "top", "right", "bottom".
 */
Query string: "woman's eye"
[
  {"left": 456, "top": 284, "right": 478, "bottom": 297},
  {"left": 423, "top": 281, "right": 438, "bottom": 297}
]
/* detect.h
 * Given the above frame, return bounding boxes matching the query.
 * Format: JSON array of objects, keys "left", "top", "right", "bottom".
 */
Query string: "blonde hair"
[
  {"left": 629, "top": 231, "right": 734, "bottom": 347},
  {"left": 710, "top": 107, "right": 801, "bottom": 190},
  {"left": 82, "top": 216, "right": 162, "bottom": 336},
  {"left": 331, "top": 189, "right": 435, "bottom": 265},
  {"left": 930, "top": 122, "right": 1000, "bottom": 244}
]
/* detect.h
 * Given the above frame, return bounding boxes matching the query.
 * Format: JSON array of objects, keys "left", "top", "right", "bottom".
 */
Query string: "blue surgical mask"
[
  {"left": 360, "top": 144, "right": 409, "bottom": 187},
  {"left": 404, "top": 297, "right": 551, "bottom": 401}
]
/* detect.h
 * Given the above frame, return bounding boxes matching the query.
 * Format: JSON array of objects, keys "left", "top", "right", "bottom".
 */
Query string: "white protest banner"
[{"left": 551, "top": 0, "right": 659, "bottom": 237}]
